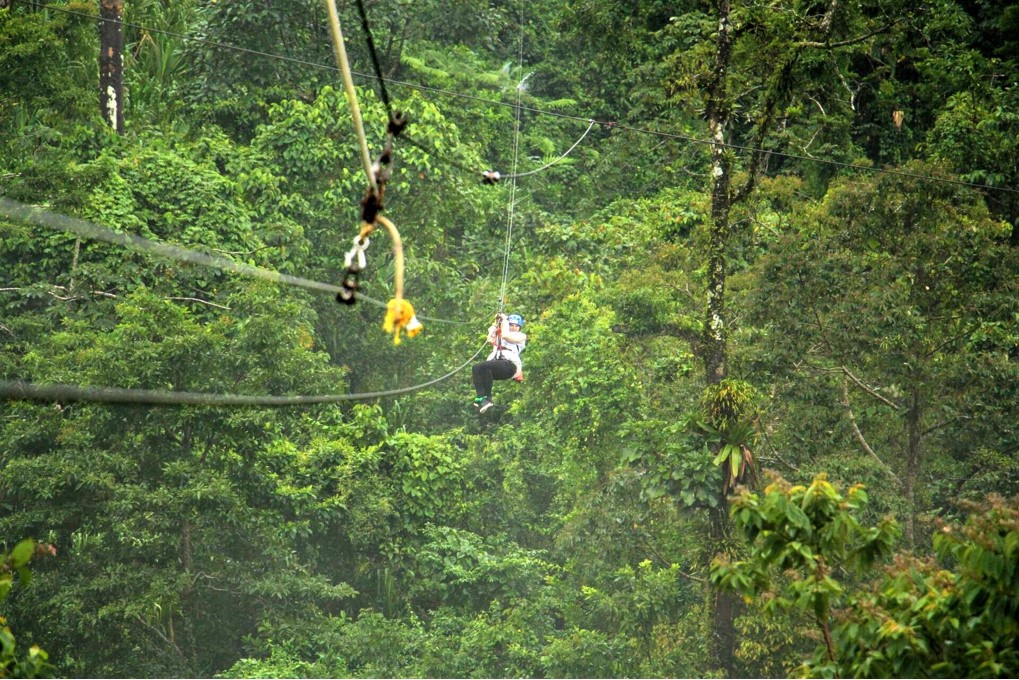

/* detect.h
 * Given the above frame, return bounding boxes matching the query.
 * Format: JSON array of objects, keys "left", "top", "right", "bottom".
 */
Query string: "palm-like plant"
[{"left": 700, "top": 379, "right": 758, "bottom": 494}]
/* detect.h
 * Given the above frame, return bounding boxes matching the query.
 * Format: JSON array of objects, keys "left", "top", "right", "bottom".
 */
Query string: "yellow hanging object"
[{"left": 383, "top": 298, "right": 423, "bottom": 345}]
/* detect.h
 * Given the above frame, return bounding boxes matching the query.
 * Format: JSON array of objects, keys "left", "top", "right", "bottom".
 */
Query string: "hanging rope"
[
  {"left": 0, "top": 344, "right": 488, "bottom": 407},
  {"left": 323, "top": 0, "right": 376, "bottom": 193},
  {"left": 497, "top": 19, "right": 527, "bottom": 315},
  {"left": 323, "top": 0, "right": 417, "bottom": 343},
  {"left": 482, "top": 119, "right": 596, "bottom": 184},
  {"left": 354, "top": 0, "right": 395, "bottom": 118}
]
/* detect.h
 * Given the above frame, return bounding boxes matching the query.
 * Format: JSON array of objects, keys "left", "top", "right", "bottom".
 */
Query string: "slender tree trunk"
[
  {"left": 68, "top": 237, "right": 82, "bottom": 300},
  {"left": 99, "top": 0, "right": 125, "bottom": 133},
  {"left": 695, "top": 0, "right": 873, "bottom": 672},
  {"left": 704, "top": 0, "right": 733, "bottom": 389},
  {"left": 705, "top": 150, "right": 731, "bottom": 386},
  {"left": 904, "top": 384, "right": 922, "bottom": 547},
  {"left": 705, "top": 68, "right": 741, "bottom": 680},
  {"left": 708, "top": 501, "right": 739, "bottom": 674},
  {"left": 702, "top": 1, "right": 740, "bottom": 674}
]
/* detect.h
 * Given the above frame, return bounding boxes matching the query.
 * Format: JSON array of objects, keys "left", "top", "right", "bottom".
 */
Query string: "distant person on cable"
[{"left": 472, "top": 312, "right": 526, "bottom": 413}]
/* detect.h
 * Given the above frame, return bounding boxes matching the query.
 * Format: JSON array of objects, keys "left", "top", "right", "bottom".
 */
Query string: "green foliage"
[
  {"left": 620, "top": 418, "right": 721, "bottom": 508},
  {"left": 215, "top": 643, "right": 316, "bottom": 679},
  {"left": 122, "top": 0, "right": 199, "bottom": 132},
  {"left": 712, "top": 473, "right": 900, "bottom": 671},
  {"left": 2, "top": 285, "right": 355, "bottom": 676},
  {"left": 803, "top": 495, "right": 1019, "bottom": 678},
  {"left": 4, "top": 0, "right": 1019, "bottom": 677},
  {"left": 741, "top": 163, "right": 1018, "bottom": 542},
  {"left": 0, "top": 4, "right": 97, "bottom": 133},
  {"left": 386, "top": 433, "right": 464, "bottom": 527},
  {"left": 732, "top": 605, "right": 807, "bottom": 679},
  {"left": 925, "top": 87, "right": 1019, "bottom": 244},
  {"left": 1, "top": 539, "right": 54, "bottom": 678},
  {"left": 180, "top": 0, "right": 332, "bottom": 137},
  {"left": 512, "top": 295, "right": 635, "bottom": 493},
  {"left": 541, "top": 627, "right": 631, "bottom": 678},
  {"left": 0, "top": 4, "right": 101, "bottom": 204},
  {"left": 718, "top": 473, "right": 900, "bottom": 580},
  {"left": 407, "top": 526, "right": 553, "bottom": 611}
]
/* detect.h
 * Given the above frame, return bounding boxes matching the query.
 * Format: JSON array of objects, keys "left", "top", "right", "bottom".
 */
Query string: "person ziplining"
[
  {"left": 468, "top": 18, "right": 530, "bottom": 416},
  {"left": 472, "top": 312, "right": 526, "bottom": 413}
]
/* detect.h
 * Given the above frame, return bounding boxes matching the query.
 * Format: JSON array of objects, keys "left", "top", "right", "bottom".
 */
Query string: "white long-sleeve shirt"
[{"left": 486, "top": 320, "right": 526, "bottom": 379}]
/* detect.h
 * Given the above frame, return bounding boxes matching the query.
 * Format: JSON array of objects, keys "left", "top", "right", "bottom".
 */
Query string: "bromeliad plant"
[{"left": 699, "top": 379, "right": 758, "bottom": 495}]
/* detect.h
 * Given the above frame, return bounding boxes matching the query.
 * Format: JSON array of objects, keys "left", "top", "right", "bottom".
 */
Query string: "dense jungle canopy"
[{"left": 1, "top": 0, "right": 1018, "bottom": 677}]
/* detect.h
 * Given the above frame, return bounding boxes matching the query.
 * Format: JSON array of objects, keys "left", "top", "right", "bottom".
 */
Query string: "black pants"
[{"left": 472, "top": 359, "right": 516, "bottom": 398}]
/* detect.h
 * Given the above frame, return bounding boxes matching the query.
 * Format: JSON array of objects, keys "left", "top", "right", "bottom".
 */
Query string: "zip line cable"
[
  {"left": 1, "top": 197, "right": 492, "bottom": 405},
  {"left": 497, "top": 18, "right": 526, "bottom": 314},
  {"left": 0, "top": 198, "right": 343, "bottom": 295},
  {"left": 0, "top": 198, "right": 476, "bottom": 326},
  {"left": 29, "top": 1, "right": 1019, "bottom": 197},
  {"left": 405, "top": 117, "right": 595, "bottom": 183},
  {"left": 0, "top": 343, "right": 489, "bottom": 407},
  {"left": 482, "top": 119, "right": 596, "bottom": 184},
  {"left": 497, "top": 119, "right": 596, "bottom": 180}
]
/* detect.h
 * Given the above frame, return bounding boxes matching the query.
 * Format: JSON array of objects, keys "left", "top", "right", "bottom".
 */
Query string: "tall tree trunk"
[
  {"left": 705, "top": 138, "right": 731, "bottom": 387},
  {"left": 703, "top": 0, "right": 740, "bottom": 674},
  {"left": 692, "top": 0, "right": 878, "bottom": 672},
  {"left": 704, "top": 0, "right": 734, "bottom": 387},
  {"left": 708, "top": 502, "right": 739, "bottom": 675},
  {"left": 99, "top": 0, "right": 125, "bottom": 133},
  {"left": 904, "top": 383, "right": 922, "bottom": 547}
]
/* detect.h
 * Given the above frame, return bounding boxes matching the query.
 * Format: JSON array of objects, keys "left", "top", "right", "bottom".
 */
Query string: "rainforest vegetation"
[{"left": 2, "top": 0, "right": 1017, "bottom": 677}]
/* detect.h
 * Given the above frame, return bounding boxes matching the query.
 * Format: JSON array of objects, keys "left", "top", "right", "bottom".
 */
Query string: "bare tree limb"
[
  {"left": 841, "top": 365, "right": 900, "bottom": 410},
  {"left": 841, "top": 376, "right": 902, "bottom": 486},
  {"left": 796, "top": 22, "right": 897, "bottom": 50},
  {"left": 133, "top": 614, "right": 184, "bottom": 659},
  {"left": 758, "top": 423, "right": 800, "bottom": 472},
  {"left": 922, "top": 417, "right": 966, "bottom": 438},
  {"left": 924, "top": 326, "right": 978, "bottom": 359},
  {"left": 168, "top": 297, "right": 231, "bottom": 310}
]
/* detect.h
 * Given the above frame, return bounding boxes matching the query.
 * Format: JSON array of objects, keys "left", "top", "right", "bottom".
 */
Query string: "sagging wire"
[
  {"left": 0, "top": 197, "right": 470, "bottom": 326},
  {"left": 1, "top": 199, "right": 495, "bottom": 407},
  {"left": 482, "top": 119, "right": 597, "bottom": 184},
  {"left": 0, "top": 343, "right": 490, "bottom": 408}
]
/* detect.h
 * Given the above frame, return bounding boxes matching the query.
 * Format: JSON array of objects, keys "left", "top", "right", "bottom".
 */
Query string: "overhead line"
[
  {"left": 0, "top": 344, "right": 488, "bottom": 407},
  {"left": 0, "top": 198, "right": 476, "bottom": 326},
  {"left": 498, "top": 10, "right": 526, "bottom": 313},
  {"left": 33, "top": 1, "right": 1018, "bottom": 196}
]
